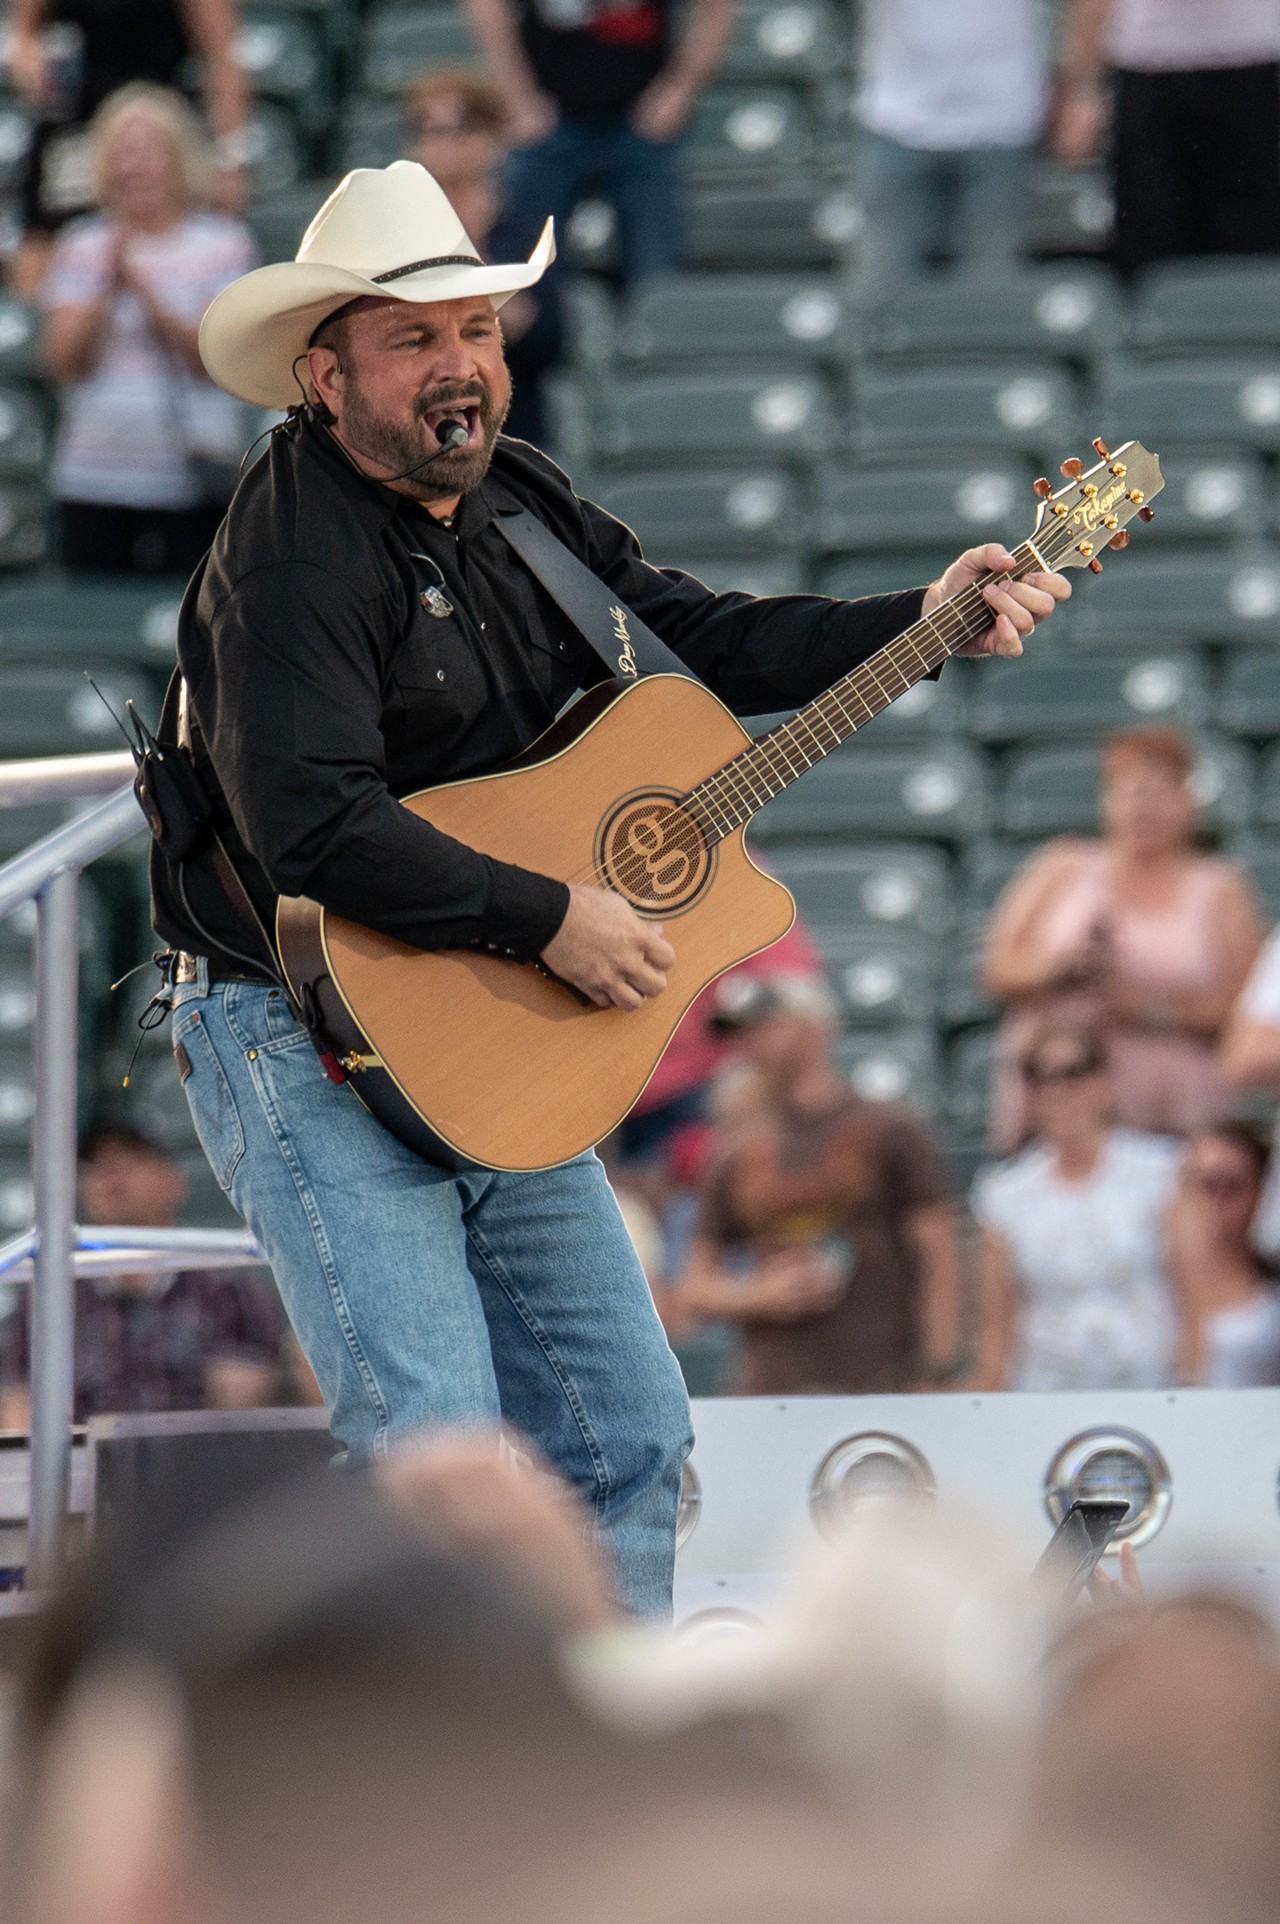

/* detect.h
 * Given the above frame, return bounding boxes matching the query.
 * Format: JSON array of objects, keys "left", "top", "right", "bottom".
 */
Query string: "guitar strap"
[{"left": 491, "top": 504, "right": 701, "bottom": 685}]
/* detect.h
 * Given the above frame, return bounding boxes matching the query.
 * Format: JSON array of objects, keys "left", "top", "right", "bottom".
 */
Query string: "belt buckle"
[{"left": 174, "top": 952, "right": 199, "bottom": 985}]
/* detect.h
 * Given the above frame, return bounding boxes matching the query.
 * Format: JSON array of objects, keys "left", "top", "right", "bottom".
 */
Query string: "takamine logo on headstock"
[{"left": 1030, "top": 436, "right": 1164, "bottom": 575}]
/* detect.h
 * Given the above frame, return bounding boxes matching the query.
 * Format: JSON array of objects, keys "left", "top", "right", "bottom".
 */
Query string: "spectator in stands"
[
  {"left": 5, "top": 0, "right": 251, "bottom": 299},
  {"left": 972, "top": 1019, "right": 1180, "bottom": 1391},
  {"left": 1221, "top": 924, "right": 1280, "bottom": 1260},
  {"left": 1054, "top": 0, "right": 1280, "bottom": 277},
  {"left": 984, "top": 727, "right": 1263, "bottom": 1153},
  {"left": 462, "top": 0, "right": 733, "bottom": 289},
  {"left": 40, "top": 81, "right": 256, "bottom": 576},
  {"left": 1166, "top": 1122, "right": 1280, "bottom": 1387},
  {"left": 0, "top": 1121, "right": 287, "bottom": 1426},
  {"left": 671, "top": 974, "right": 963, "bottom": 1394},
  {"left": 407, "top": 70, "right": 564, "bottom": 449},
  {"left": 851, "top": 0, "right": 1049, "bottom": 290}
]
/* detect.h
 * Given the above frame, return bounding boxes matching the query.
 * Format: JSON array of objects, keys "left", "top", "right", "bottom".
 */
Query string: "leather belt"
[{"left": 173, "top": 951, "right": 272, "bottom": 987}]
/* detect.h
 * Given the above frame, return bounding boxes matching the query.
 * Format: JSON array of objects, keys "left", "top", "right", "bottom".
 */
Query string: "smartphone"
[{"left": 1033, "top": 1498, "right": 1131, "bottom": 1602}]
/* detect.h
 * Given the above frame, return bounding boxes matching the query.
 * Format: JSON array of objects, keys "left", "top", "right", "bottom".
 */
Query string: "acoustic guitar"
[{"left": 277, "top": 438, "right": 1164, "bottom": 1171}]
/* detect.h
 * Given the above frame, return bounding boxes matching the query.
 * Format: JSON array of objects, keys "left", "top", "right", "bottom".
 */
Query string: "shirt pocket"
[{"left": 389, "top": 612, "right": 487, "bottom": 706}]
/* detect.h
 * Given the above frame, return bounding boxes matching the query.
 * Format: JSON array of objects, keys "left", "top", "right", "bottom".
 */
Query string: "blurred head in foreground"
[
  {"left": 1018, "top": 1018, "right": 1113, "bottom": 1153},
  {"left": 1100, "top": 725, "right": 1199, "bottom": 863}
]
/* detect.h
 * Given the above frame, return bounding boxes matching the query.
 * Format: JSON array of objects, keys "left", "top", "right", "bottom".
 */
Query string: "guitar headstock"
[{"left": 1030, "top": 438, "right": 1164, "bottom": 575}]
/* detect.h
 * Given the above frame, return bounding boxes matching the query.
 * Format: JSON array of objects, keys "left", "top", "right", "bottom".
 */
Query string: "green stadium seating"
[
  {"left": 242, "top": 103, "right": 305, "bottom": 194},
  {"left": 1250, "top": 745, "right": 1280, "bottom": 834},
  {"left": 0, "top": 1155, "right": 31, "bottom": 1234},
  {"left": 362, "top": 4, "right": 479, "bottom": 90},
  {"left": 686, "top": 85, "right": 812, "bottom": 171},
  {"left": 0, "top": 962, "right": 35, "bottom": 1042},
  {"left": 960, "top": 838, "right": 1032, "bottom": 912},
  {"left": 337, "top": 95, "right": 403, "bottom": 171},
  {"left": 1118, "top": 448, "right": 1266, "bottom": 544},
  {"left": 0, "top": 98, "right": 31, "bottom": 193},
  {"left": 0, "top": 1045, "right": 34, "bottom": 1145},
  {"left": 758, "top": 841, "right": 954, "bottom": 935},
  {"left": 721, "top": 0, "right": 846, "bottom": 79},
  {"left": 1101, "top": 358, "right": 1280, "bottom": 453},
  {"left": 750, "top": 741, "right": 992, "bottom": 839},
  {"left": 1003, "top": 737, "right": 1253, "bottom": 838},
  {"left": 617, "top": 273, "right": 848, "bottom": 367},
  {"left": 818, "top": 550, "right": 954, "bottom": 600},
  {"left": 945, "top": 1026, "right": 999, "bottom": 1134},
  {"left": 596, "top": 468, "right": 801, "bottom": 552},
  {"left": 1217, "top": 653, "right": 1280, "bottom": 736},
  {"left": 967, "top": 650, "right": 1208, "bottom": 741},
  {"left": 0, "top": 576, "right": 185, "bottom": 669},
  {"left": 598, "top": 370, "right": 838, "bottom": 461},
  {"left": 821, "top": 926, "right": 938, "bottom": 1026},
  {"left": 0, "top": 299, "right": 39, "bottom": 380},
  {"left": 937, "top": 907, "right": 999, "bottom": 1030},
  {"left": 1026, "top": 161, "right": 1113, "bottom": 257},
  {"left": 688, "top": 179, "right": 860, "bottom": 270},
  {"left": 837, "top": 1026, "right": 941, "bottom": 1110},
  {"left": 816, "top": 459, "right": 1036, "bottom": 552},
  {"left": 869, "top": 266, "right": 1125, "bottom": 364},
  {"left": 750, "top": 661, "right": 967, "bottom": 745},
  {"left": 245, "top": 182, "right": 333, "bottom": 264},
  {"left": 1132, "top": 260, "right": 1280, "bottom": 353},
  {"left": 235, "top": 12, "right": 324, "bottom": 104},
  {"left": 0, "top": 486, "right": 48, "bottom": 569},
  {"left": 1068, "top": 548, "right": 1280, "bottom": 647},
  {"left": 0, "top": 388, "right": 48, "bottom": 479},
  {"left": 666, "top": 557, "right": 804, "bottom": 595},
  {"left": 1230, "top": 838, "right": 1280, "bottom": 919},
  {"left": 852, "top": 362, "right": 1079, "bottom": 457},
  {"left": 0, "top": 665, "right": 155, "bottom": 757}
]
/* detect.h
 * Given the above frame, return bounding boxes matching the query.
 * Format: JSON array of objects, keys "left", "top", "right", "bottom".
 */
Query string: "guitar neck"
[{"left": 684, "top": 540, "right": 1051, "bottom": 844}]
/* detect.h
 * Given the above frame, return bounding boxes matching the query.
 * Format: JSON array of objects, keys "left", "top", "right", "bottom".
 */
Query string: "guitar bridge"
[{"left": 339, "top": 1049, "right": 385, "bottom": 1074}]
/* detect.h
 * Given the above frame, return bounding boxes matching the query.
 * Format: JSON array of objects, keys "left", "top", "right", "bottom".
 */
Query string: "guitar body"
[{"left": 276, "top": 674, "right": 795, "bottom": 1172}]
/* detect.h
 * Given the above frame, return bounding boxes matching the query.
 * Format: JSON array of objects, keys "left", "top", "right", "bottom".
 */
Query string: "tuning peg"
[
  {"left": 1060, "top": 457, "right": 1083, "bottom": 479},
  {"left": 1092, "top": 437, "right": 1111, "bottom": 460},
  {"left": 1033, "top": 477, "right": 1053, "bottom": 499},
  {"left": 1108, "top": 530, "right": 1130, "bottom": 550},
  {"left": 1088, "top": 557, "right": 1104, "bottom": 574},
  {"left": 1139, "top": 506, "right": 1155, "bottom": 521}
]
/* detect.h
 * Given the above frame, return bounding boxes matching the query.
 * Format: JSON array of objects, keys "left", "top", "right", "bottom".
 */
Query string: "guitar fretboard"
[{"left": 682, "top": 534, "right": 1066, "bottom": 845}]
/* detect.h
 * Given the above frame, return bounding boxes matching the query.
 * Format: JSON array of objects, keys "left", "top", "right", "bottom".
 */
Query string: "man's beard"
[{"left": 340, "top": 374, "right": 510, "bottom": 501}]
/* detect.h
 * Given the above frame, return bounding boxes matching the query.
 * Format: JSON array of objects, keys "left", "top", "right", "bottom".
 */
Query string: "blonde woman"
[{"left": 41, "top": 82, "right": 256, "bottom": 575}]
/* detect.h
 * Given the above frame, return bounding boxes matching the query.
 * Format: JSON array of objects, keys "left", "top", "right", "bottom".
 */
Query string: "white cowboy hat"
[{"left": 199, "top": 160, "right": 555, "bottom": 409}]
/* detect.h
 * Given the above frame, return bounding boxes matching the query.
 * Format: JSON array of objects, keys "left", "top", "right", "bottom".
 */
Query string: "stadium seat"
[
  {"left": 0, "top": 298, "right": 39, "bottom": 380},
  {"left": 1026, "top": 160, "right": 1114, "bottom": 257},
  {"left": 837, "top": 1026, "right": 941, "bottom": 1110},
  {"left": 0, "top": 387, "right": 48, "bottom": 479},
  {"left": 868, "top": 266, "right": 1125, "bottom": 364},
  {"left": 665, "top": 557, "right": 804, "bottom": 595},
  {"left": 937, "top": 907, "right": 999, "bottom": 1030},
  {"left": 243, "top": 102, "right": 305, "bottom": 194},
  {"left": 1132, "top": 260, "right": 1280, "bottom": 353},
  {"left": 1068, "top": 547, "right": 1280, "bottom": 648},
  {"left": 0, "top": 485, "right": 48, "bottom": 570},
  {"left": 818, "top": 550, "right": 955, "bottom": 600},
  {"left": 616, "top": 273, "right": 848, "bottom": 367},
  {"left": 0, "top": 665, "right": 156, "bottom": 757},
  {"left": 1003, "top": 737, "right": 1253, "bottom": 838},
  {"left": 750, "top": 741, "right": 992, "bottom": 839},
  {"left": 746, "top": 669, "right": 967, "bottom": 746},
  {"left": 337, "top": 95, "right": 403, "bottom": 171},
  {"left": 686, "top": 85, "right": 812, "bottom": 171},
  {"left": 0, "top": 1045, "right": 34, "bottom": 1146},
  {"left": 960, "top": 838, "right": 1033, "bottom": 912},
  {"left": 852, "top": 362, "right": 1079, "bottom": 456},
  {"left": 596, "top": 468, "right": 800, "bottom": 553},
  {"left": 361, "top": 4, "right": 479, "bottom": 89},
  {"left": 234, "top": 11, "right": 324, "bottom": 105},
  {"left": 1116, "top": 447, "right": 1267, "bottom": 544},
  {"left": 1217, "top": 653, "right": 1280, "bottom": 736},
  {"left": 1101, "top": 358, "right": 1280, "bottom": 453},
  {"left": 945, "top": 1025, "right": 999, "bottom": 1134},
  {"left": 816, "top": 459, "right": 1037, "bottom": 552},
  {"left": 688, "top": 179, "right": 860, "bottom": 270},
  {"left": 967, "top": 649, "right": 1208, "bottom": 741},
  {"left": 598, "top": 370, "right": 838, "bottom": 461},
  {"left": 1250, "top": 745, "right": 1280, "bottom": 834},
  {"left": 1230, "top": 837, "right": 1280, "bottom": 920},
  {"left": 720, "top": 0, "right": 846, "bottom": 79},
  {"left": 758, "top": 839, "right": 953, "bottom": 935},
  {"left": 0, "top": 962, "right": 36, "bottom": 1042},
  {"left": 0, "top": 576, "right": 185, "bottom": 668},
  {"left": 0, "top": 1154, "right": 31, "bottom": 1234},
  {"left": 820, "top": 926, "right": 938, "bottom": 1026},
  {"left": 245, "top": 182, "right": 334, "bottom": 264}
]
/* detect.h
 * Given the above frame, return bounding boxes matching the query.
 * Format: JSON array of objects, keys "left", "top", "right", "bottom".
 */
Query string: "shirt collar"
[{"left": 298, "top": 411, "right": 499, "bottom": 541}]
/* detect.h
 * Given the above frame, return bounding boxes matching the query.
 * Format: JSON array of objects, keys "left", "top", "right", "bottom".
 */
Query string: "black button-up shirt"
[{"left": 151, "top": 413, "right": 926, "bottom": 977}]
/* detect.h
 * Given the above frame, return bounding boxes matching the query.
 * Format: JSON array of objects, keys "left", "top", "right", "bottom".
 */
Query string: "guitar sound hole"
[{"left": 595, "top": 790, "right": 717, "bottom": 917}]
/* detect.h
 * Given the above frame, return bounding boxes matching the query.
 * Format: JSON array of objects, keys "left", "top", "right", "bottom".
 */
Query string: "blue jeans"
[
  {"left": 855, "top": 129, "right": 1032, "bottom": 291},
  {"left": 503, "top": 118, "right": 685, "bottom": 288},
  {"left": 170, "top": 965, "right": 692, "bottom": 1615}
]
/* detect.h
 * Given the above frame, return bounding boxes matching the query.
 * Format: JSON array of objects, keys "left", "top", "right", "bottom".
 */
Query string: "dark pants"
[
  {"left": 502, "top": 119, "right": 685, "bottom": 289},
  {"left": 1113, "top": 61, "right": 1280, "bottom": 277},
  {"left": 58, "top": 498, "right": 224, "bottom": 576}
]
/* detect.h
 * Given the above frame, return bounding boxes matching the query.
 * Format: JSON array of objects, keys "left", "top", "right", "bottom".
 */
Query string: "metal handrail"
[{"left": 0, "top": 754, "right": 268, "bottom": 1587}]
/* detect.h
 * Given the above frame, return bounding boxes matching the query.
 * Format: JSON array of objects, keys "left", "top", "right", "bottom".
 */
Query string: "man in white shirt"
[
  {"left": 852, "top": 0, "right": 1048, "bottom": 290},
  {"left": 1055, "top": 0, "right": 1280, "bottom": 275}
]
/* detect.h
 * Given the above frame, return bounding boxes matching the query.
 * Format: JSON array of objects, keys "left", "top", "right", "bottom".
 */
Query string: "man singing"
[{"left": 155, "top": 161, "right": 1068, "bottom": 1613}]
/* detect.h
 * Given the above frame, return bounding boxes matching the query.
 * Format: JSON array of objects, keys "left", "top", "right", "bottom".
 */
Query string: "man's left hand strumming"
[{"left": 924, "top": 541, "right": 1072, "bottom": 658}]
